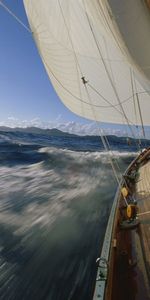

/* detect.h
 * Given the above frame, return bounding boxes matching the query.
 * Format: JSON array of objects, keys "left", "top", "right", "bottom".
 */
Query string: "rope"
[
  {"left": 138, "top": 210, "right": 150, "bottom": 216},
  {"left": 0, "top": 0, "right": 31, "bottom": 33},
  {"left": 132, "top": 71, "right": 146, "bottom": 141},
  {"left": 130, "top": 69, "right": 142, "bottom": 150},
  {"left": 136, "top": 93, "right": 146, "bottom": 139},
  {"left": 99, "top": 130, "right": 121, "bottom": 172},
  {"left": 130, "top": 69, "right": 138, "bottom": 127},
  {"left": 88, "top": 83, "right": 132, "bottom": 122},
  {"left": 83, "top": 82, "right": 120, "bottom": 184}
]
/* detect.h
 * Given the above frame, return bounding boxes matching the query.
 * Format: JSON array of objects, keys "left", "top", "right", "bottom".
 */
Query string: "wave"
[
  {"left": 38, "top": 146, "right": 138, "bottom": 157},
  {"left": 0, "top": 146, "right": 135, "bottom": 232},
  {"left": 0, "top": 131, "right": 141, "bottom": 300},
  {"left": 0, "top": 128, "right": 149, "bottom": 151},
  {"left": 0, "top": 152, "right": 118, "bottom": 299}
]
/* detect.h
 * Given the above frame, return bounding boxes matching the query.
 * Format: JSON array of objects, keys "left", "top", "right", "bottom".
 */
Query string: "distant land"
[
  {"left": 0, "top": 126, "right": 148, "bottom": 144},
  {"left": 0, "top": 126, "right": 78, "bottom": 137}
]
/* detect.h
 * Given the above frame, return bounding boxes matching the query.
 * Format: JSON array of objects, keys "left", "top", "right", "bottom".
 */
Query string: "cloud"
[
  {"left": 0, "top": 117, "right": 94, "bottom": 134},
  {"left": 0, "top": 116, "right": 145, "bottom": 137}
]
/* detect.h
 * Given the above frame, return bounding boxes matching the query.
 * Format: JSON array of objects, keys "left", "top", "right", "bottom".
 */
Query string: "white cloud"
[{"left": 0, "top": 116, "right": 146, "bottom": 137}]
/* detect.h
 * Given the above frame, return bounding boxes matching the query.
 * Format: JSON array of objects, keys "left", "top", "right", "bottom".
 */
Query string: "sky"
[
  {"left": 0, "top": 1, "right": 147, "bottom": 137},
  {"left": 0, "top": 1, "right": 77, "bottom": 121}
]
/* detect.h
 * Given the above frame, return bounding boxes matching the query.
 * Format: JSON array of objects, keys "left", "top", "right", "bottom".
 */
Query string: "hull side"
[{"left": 93, "top": 149, "right": 150, "bottom": 300}]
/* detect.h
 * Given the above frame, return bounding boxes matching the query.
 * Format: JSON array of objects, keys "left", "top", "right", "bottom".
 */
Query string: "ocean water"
[{"left": 0, "top": 129, "right": 146, "bottom": 300}]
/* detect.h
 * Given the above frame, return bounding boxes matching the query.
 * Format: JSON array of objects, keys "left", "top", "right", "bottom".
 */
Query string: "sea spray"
[{"left": 0, "top": 130, "right": 140, "bottom": 299}]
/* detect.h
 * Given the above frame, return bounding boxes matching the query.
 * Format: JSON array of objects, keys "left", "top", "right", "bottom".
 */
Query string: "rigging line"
[
  {"left": 83, "top": 0, "right": 137, "bottom": 143},
  {"left": 136, "top": 93, "right": 146, "bottom": 139},
  {"left": 132, "top": 72, "right": 146, "bottom": 140},
  {"left": 84, "top": 87, "right": 120, "bottom": 180},
  {"left": 130, "top": 69, "right": 138, "bottom": 126},
  {"left": 130, "top": 69, "right": 142, "bottom": 150},
  {"left": 138, "top": 210, "right": 150, "bottom": 216},
  {"left": 101, "top": 24, "right": 125, "bottom": 139},
  {"left": 102, "top": 35, "right": 116, "bottom": 88},
  {"left": 83, "top": 83, "right": 120, "bottom": 184},
  {"left": 138, "top": 90, "right": 150, "bottom": 95},
  {"left": 0, "top": 0, "right": 31, "bottom": 33},
  {"left": 87, "top": 75, "right": 146, "bottom": 134},
  {"left": 103, "top": 133, "right": 121, "bottom": 171},
  {"left": 86, "top": 84, "right": 149, "bottom": 109},
  {"left": 88, "top": 83, "right": 133, "bottom": 122},
  {"left": 88, "top": 81, "right": 143, "bottom": 155}
]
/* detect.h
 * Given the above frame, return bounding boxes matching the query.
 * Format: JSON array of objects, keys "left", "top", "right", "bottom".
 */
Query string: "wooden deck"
[
  {"left": 136, "top": 161, "right": 150, "bottom": 282},
  {"left": 104, "top": 152, "right": 150, "bottom": 300},
  {"left": 93, "top": 150, "right": 150, "bottom": 300}
]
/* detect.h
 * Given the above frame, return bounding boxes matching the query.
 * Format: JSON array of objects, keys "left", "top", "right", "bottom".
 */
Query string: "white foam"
[
  {"left": 0, "top": 146, "right": 136, "bottom": 233},
  {"left": 38, "top": 146, "right": 137, "bottom": 158}
]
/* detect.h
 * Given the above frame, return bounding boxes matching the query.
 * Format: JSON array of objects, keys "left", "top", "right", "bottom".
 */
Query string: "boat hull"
[{"left": 93, "top": 148, "right": 150, "bottom": 299}]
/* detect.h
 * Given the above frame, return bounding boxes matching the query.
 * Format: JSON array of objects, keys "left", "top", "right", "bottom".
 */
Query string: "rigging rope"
[
  {"left": 0, "top": 0, "right": 31, "bottom": 33},
  {"left": 130, "top": 69, "right": 138, "bottom": 127},
  {"left": 136, "top": 93, "right": 146, "bottom": 139},
  {"left": 103, "top": 133, "right": 121, "bottom": 171},
  {"left": 132, "top": 72, "right": 147, "bottom": 147},
  {"left": 130, "top": 69, "right": 142, "bottom": 151},
  {"left": 83, "top": 81, "right": 120, "bottom": 184},
  {"left": 138, "top": 210, "right": 150, "bottom": 216}
]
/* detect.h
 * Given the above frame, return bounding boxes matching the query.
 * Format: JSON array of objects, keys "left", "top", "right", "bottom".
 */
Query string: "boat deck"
[
  {"left": 136, "top": 161, "right": 150, "bottom": 282},
  {"left": 93, "top": 151, "right": 150, "bottom": 300},
  {"left": 106, "top": 153, "right": 150, "bottom": 300}
]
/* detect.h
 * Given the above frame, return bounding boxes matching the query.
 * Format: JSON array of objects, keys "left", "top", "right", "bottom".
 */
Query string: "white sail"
[{"left": 23, "top": 0, "right": 150, "bottom": 125}]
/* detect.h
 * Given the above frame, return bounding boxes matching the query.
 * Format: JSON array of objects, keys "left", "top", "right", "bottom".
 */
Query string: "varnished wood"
[
  {"left": 136, "top": 161, "right": 150, "bottom": 282},
  {"left": 104, "top": 149, "right": 150, "bottom": 300}
]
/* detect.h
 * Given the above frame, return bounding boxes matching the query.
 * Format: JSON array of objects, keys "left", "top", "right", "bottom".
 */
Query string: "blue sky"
[
  {"left": 0, "top": 1, "right": 90, "bottom": 123},
  {"left": 0, "top": 1, "right": 145, "bottom": 137}
]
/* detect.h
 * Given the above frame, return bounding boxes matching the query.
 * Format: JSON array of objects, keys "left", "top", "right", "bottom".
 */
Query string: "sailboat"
[
  {"left": 23, "top": 1, "right": 150, "bottom": 299},
  {"left": 2, "top": 0, "right": 150, "bottom": 299}
]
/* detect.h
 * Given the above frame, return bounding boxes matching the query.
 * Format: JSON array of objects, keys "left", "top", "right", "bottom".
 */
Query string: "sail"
[
  {"left": 23, "top": 0, "right": 150, "bottom": 125},
  {"left": 108, "top": 0, "right": 150, "bottom": 83}
]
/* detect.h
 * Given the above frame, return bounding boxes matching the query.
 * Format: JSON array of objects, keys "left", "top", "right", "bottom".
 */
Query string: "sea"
[{"left": 0, "top": 128, "right": 148, "bottom": 300}]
